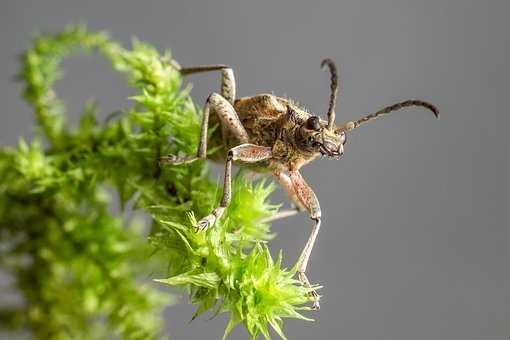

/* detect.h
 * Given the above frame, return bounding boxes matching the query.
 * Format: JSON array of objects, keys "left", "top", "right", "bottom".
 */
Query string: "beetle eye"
[{"left": 306, "top": 116, "right": 321, "bottom": 131}]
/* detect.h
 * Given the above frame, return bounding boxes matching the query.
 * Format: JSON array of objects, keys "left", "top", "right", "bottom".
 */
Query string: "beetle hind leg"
[
  {"left": 175, "top": 63, "right": 236, "bottom": 104},
  {"left": 160, "top": 91, "right": 248, "bottom": 165},
  {"left": 160, "top": 65, "right": 240, "bottom": 165}
]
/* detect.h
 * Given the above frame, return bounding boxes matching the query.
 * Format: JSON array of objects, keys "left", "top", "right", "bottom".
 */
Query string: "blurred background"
[{"left": 1, "top": 0, "right": 509, "bottom": 339}]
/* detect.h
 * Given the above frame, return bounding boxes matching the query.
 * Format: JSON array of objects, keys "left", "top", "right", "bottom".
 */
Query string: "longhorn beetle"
[{"left": 161, "top": 59, "right": 439, "bottom": 310}]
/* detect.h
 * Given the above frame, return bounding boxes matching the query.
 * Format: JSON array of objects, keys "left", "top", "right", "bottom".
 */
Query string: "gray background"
[{"left": 1, "top": 0, "right": 509, "bottom": 339}]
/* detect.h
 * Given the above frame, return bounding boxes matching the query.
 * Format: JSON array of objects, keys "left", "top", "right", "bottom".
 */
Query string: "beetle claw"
[
  {"left": 298, "top": 272, "right": 321, "bottom": 311},
  {"left": 310, "top": 290, "right": 321, "bottom": 310},
  {"left": 159, "top": 154, "right": 178, "bottom": 164},
  {"left": 196, "top": 208, "right": 225, "bottom": 232},
  {"left": 196, "top": 219, "right": 211, "bottom": 231},
  {"left": 196, "top": 214, "right": 215, "bottom": 231},
  {"left": 160, "top": 154, "right": 198, "bottom": 165}
]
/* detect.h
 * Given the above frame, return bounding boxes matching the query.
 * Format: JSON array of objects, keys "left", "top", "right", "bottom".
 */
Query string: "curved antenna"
[
  {"left": 337, "top": 100, "right": 439, "bottom": 132},
  {"left": 320, "top": 58, "right": 338, "bottom": 130}
]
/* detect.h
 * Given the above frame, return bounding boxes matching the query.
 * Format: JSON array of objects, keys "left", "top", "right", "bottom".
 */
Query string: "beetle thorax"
[{"left": 269, "top": 114, "right": 321, "bottom": 171}]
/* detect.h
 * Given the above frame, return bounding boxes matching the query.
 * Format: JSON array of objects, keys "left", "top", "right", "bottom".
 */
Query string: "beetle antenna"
[
  {"left": 321, "top": 58, "right": 338, "bottom": 130},
  {"left": 337, "top": 100, "right": 439, "bottom": 132}
]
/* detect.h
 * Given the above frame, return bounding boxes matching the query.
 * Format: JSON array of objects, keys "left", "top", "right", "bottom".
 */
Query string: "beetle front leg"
[
  {"left": 197, "top": 144, "right": 272, "bottom": 231},
  {"left": 274, "top": 171, "right": 307, "bottom": 212},
  {"left": 288, "top": 170, "right": 322, "bottom": 310},
  {"left": 258, "top": 171, "right": 306, "bottom": 224}
]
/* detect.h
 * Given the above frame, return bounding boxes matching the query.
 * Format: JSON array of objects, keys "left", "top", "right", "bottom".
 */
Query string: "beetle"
[{"left": 160, "top": 59, "right": 439, "bottom": 310}]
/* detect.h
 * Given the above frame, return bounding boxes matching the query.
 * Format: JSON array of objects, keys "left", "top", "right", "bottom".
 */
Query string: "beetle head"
[{"left": 296, "top": 115, "right": 346, "bottom": 158}]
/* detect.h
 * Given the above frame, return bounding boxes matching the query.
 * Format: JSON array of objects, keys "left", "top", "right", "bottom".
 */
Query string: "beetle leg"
[
  {"left": 257, "top": 171, "right": 306, "bottom": 224},
  {"left": 259, "top": 208, "right": 300, "bottom": 223},
  {"left": 160, "top": 93, "right": 248, "bottom": 165},
  {"left": 160, "top": 63, "right": 238, "bottom": 165},
  {"left": 288, "top": 170, "right": 322, "bottom": 310},
  {"left": 197, "top": 144, "right": 272, "bottom": 231},
  {"left": 274, "top": 171, "right": 307, "bottom": 212},
  {"left": 176, "top": 64, "right": 236, "bottom": 104}
]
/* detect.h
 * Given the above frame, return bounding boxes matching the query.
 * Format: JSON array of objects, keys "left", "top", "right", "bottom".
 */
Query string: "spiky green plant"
[{"left": 0, "top": 26, "right": 315, "bottom": 339}]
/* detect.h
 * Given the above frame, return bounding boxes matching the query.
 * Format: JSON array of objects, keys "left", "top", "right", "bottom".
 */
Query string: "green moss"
[{"left": 0, "top": 25, "right": 314, "bottom": 339}]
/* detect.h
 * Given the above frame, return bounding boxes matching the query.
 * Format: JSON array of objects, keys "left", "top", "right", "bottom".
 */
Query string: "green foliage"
[{"left": 0, "top": 26, "right": 313, "bottom": 339}]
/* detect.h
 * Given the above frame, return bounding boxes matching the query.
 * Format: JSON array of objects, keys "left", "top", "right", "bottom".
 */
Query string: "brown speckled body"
[
  {"left": 209, "top": 93, "right": 320, "bottom": 172},
  {"left": 161, "top": 60, "right": 438, "bottom": 311}
]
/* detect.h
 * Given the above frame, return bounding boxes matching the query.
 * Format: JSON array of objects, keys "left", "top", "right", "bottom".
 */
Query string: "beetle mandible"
[{"left": 161, "top": 59, "right": 439, "bottom": 310}]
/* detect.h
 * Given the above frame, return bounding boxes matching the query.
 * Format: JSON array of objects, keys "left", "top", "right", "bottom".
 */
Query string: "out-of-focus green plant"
[{"left": 0, "top": 26, "right": 314, "bottom": 339}]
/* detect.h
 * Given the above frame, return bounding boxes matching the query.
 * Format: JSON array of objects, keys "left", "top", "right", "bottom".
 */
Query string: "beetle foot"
[
  {"left": 298, "top": 272, "right": 321, "bottom": 310},
  {"left": 159, "top": 154, "right": 198, "bottom": 165},
  {"left": 196, "top": 215, "right": 214, "bottom": 231},
  {"left": 310, "top": 291, "right": 321, "bottom": 310},
  {"left": 196, "top": 207, "right": 225, "bottom": 232}
]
